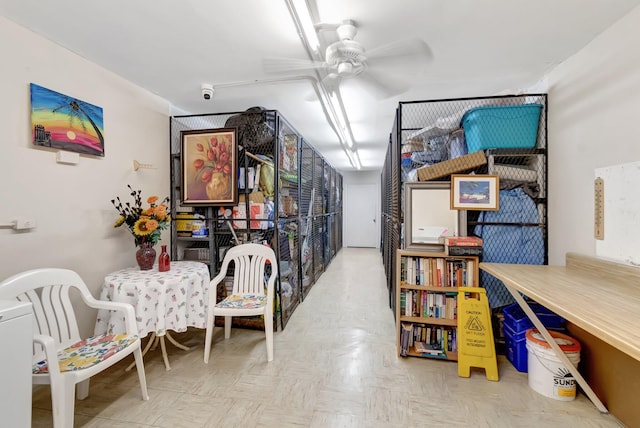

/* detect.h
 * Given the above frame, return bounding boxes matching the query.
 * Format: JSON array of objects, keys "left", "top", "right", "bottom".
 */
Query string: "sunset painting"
[{"left": 30, "top": 83, "right": 105, "bottom": 156}]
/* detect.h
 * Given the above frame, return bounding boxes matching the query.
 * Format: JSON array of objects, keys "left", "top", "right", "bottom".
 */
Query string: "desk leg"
[{"left": 507, "top": 289, "right": 609, "bottom": 413}]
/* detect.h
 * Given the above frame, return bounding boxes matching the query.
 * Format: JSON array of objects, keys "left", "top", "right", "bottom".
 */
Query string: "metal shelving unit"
[{"left": 169, "top": 110, "right": 343, "bottom": 329}]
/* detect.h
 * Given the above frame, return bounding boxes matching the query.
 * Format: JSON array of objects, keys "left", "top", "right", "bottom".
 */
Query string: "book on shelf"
[
  {"left": 467, "top": 260, "right": 475, "bottom": 286},
  {"left": 400, "top": 322, "right": 413, "bottom": 356},
  {"left": 447, "top": 246, "right": 483, "bottom": 257},
  {"left": 411, "top": 290, "right": 419, "bottom": 317},
  {"left": 439, "top": 236, "right": 483, "bottom": 247},
  {"left": 447, "top": 328, "right": 458, "bottom": 352},
  {"left": 414, "top": 341, "right": 443, "bottom": 355},
  {"left": 435, "top": 258, "right": 444, "bottom": 287}
]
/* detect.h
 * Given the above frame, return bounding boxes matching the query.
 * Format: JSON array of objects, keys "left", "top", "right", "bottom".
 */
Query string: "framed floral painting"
[{"left": 181, "top": 128, "right": 238, "bottom": 206}]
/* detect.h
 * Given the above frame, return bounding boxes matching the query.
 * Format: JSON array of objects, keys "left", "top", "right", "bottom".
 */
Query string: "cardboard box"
[
  {"left": 417, "top": 151, "right": 487, "bottom": 181},
  {"left": 249, "top": 201, "right": 265, "bottom": 229},
  {"left": 281, "top": 195, "right": 295, "bottom": 215},
  {"left": 248, "top": 191, "right": 264, "bottom": 203},
  {"left": 232, "top": 203, "right": 246, "bottom": 229}
]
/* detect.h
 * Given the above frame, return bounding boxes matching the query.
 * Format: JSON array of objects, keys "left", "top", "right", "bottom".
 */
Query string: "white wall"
[
  {"left": 342, "top": 170, "right": 381, "bottom": 248},
  {"left": 0, "top": 17, "right": 171, "bottom": 336},
  {"left": 546, "top": 5, "right": 640, "bottom": 264}
]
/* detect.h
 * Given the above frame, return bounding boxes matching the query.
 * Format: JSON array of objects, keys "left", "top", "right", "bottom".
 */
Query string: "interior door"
[{"left": 345, "top": 183, "right": 378, "bottom": 247}]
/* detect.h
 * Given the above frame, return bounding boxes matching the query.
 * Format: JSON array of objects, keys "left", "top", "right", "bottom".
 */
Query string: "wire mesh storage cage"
[
  {"left": 169, "top": 109, "right": 343, "bottom": 329},
  {"left": 381, "top": 94, "right": 548, "bottom": 313}
]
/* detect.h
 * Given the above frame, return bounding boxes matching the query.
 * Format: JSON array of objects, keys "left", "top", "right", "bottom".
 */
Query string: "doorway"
[{"left": 345, "top": 183, "right": 378, "bottom": 248}]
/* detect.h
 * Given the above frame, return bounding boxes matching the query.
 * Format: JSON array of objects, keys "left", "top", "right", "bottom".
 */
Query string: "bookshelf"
[{"left": 396, "top": 249, "right": 479, "bottom": 361}]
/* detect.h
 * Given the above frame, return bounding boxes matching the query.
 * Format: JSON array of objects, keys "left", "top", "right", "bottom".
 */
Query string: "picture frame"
[
  {"left": 451, "top": 174, "right": 500, "bottom": 211},
  {"left": 404, "top": 181, "right": 467, "bottom": 251},
  {"left": 181, "top": 128, "right": 238, "bottom": 206},
  {"left": 30, "top": 83, "right": 105, "bottom": 156}
]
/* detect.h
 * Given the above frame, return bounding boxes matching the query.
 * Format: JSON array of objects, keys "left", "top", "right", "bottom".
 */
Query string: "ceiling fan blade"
[
  {"left": 322, "top": 73, "right": 342, "bottom": 93},
  {"left": 355, "top": 68, "right": 410, "bottom": 100},
  {"left": 365, "top": 37, "right": 433, "bottom": 68},
  {"left": 263, "top": 57, "right": 328, "bottom": 74},
  {"left": 301, "top": 73, "right": 341, "bottom": 102}
]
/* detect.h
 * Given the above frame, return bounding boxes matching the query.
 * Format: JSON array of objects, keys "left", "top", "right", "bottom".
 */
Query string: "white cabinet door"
[{"left": 0, "top": 300, "right": 33, "bottom": 428}]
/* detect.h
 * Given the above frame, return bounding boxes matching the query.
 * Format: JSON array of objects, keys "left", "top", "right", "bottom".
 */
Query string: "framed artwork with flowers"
[{"left": 181, "top": 128, "right": 238, "bottom": 206}]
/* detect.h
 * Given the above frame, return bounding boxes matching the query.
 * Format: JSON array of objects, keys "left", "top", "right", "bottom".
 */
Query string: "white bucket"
[{"left": 525, "top": 329, "right": 581, "bottom": 401}]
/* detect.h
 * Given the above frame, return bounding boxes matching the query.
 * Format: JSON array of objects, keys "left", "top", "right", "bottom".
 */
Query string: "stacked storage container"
[
  {"left": 502, "top": 302, "right": 565, "bottom": 372},
  {"left": 461, "top": 104, "right": 543, "bottom": 153}
]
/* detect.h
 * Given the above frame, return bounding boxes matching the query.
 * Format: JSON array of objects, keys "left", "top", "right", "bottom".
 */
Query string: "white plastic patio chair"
[
  {"left": 204, "top": 243, "right": 277, "bottom": 363},
  {"left": 0, "top": 268, "right": 149, "bottom": 428}
]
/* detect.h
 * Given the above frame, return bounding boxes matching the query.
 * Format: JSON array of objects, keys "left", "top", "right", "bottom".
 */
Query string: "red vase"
[
  {"left": 159, "top": 244, "right": 171, "bottom": 272},
  {"left": 136, "top": 242, "right": 156, "bottom": 270}
]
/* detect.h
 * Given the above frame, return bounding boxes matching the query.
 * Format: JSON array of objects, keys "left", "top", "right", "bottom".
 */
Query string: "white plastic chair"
[
  {"left": 204, "top": 243, "right": 278, "bottom": 363},
  {"left": 0, "top": 268, "right": 149, "bottom": 428}
]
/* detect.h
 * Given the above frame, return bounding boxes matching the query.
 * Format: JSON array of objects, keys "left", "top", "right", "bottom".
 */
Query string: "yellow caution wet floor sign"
[{"left": 457, "top": 287, "right": 499, "bottom": 381}]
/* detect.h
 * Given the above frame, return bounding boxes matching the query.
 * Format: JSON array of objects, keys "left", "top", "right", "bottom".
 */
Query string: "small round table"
[{"left": 94, "top": 261, "right": 210, "bottom": 370}]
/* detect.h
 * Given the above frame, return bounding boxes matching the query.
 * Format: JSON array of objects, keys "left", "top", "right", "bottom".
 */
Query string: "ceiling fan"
[{"left": 264, "top": 20, "right": 433, "bottom": 99}]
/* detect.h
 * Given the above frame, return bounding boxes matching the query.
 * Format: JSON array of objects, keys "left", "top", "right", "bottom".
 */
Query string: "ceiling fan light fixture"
[
  {"left": 337, "top": 62, "right": 353, "bottom": 76},
  {"left": 336, "top": 20, "right": 357, "bottom": 41}
]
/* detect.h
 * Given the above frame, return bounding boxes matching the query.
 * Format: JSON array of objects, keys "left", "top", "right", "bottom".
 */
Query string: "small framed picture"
[
  {"left": 451, "top": 174, "right": 500, "bottom": 211},
  {"left": 181, "top": 128, "right": 238, "bottom": 206}
]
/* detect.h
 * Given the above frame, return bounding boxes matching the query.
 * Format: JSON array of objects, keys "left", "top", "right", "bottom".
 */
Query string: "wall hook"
[{"left": 133, "top": 160, "right": 156, "bottom": 171}]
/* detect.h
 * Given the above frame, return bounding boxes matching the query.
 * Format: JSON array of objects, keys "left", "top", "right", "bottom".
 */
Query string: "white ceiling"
[{"left": 2, "top": 0, "right": 639, "bottom": 171}]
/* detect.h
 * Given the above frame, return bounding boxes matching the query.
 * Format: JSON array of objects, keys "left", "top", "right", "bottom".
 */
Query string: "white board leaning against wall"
[{"left": 595, "top": 161, "right": 640, "bottom": 265}]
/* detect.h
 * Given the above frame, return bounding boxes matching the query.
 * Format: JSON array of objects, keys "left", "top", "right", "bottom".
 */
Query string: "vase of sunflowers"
[
  {"left": 135, "top": 242, "right": 156, "bottom": 270},
  {"left": 112, "top": 185, "right": 171, "bottom": 270}
]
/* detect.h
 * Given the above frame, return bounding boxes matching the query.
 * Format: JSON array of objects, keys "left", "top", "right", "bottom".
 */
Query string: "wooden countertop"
[{"left": 480, "top": 252, "right": 640, "bottom": 363}]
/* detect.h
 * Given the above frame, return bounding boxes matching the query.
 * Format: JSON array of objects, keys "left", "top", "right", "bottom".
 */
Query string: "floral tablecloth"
[{"left": 94, "top": 261, "right": 210, "bottom": 337}]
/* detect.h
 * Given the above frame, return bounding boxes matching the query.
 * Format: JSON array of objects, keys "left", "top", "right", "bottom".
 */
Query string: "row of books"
[
  {"left": 400, "top": 322, "right": 457, "bottom": 357},
  {"left": 401, "top": 256, "right": 475, "bottom": 287},
  {"left": 400, "top": 289, "right": 457, "bottom": 320}
]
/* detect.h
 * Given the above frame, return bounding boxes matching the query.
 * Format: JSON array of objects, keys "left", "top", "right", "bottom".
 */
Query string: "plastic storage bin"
[
  {"left": 503, "top": 302, "right": 565, "bottom": 332},
  {"left": 502, "top": 303, "right": 566, "bottom": 372},
  {"left": 503, "top": 322, "right": 528, "bottom": 372},
  {"left": 462, "top": 104, "right": 542, "bottom": 153}
]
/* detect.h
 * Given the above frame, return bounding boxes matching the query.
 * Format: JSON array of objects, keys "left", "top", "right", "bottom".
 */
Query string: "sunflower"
[
  {"left": 112, "top": 185, "right": 170, "bottom": 247},
  {"left": 133, "top": 218, "right": 158, "bottom": 236}
]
